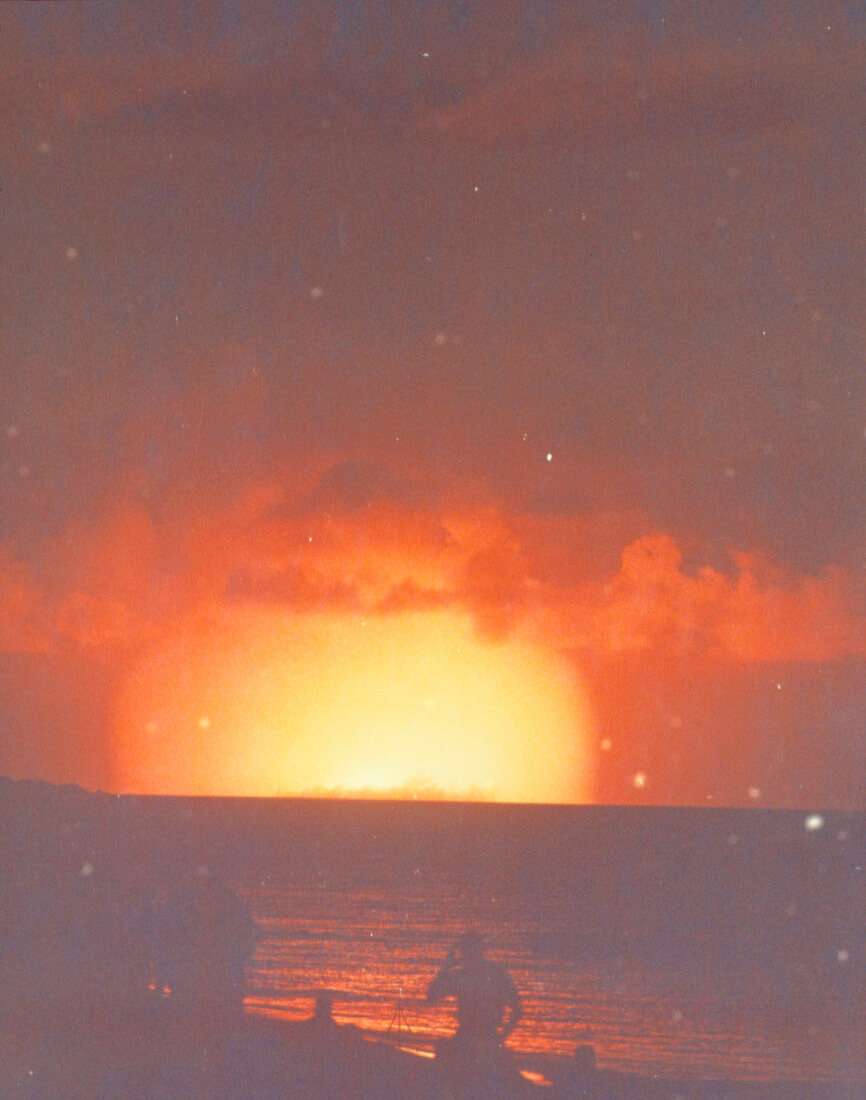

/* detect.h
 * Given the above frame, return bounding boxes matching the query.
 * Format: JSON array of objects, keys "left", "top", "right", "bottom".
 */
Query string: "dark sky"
[{"left": 1, "top": 1, "right": 864, "bottom": 807}]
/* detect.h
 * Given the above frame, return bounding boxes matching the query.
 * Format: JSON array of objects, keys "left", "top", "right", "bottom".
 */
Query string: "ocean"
[{"left": 137, "top": 798, "right": 864, "bottom": 1085}]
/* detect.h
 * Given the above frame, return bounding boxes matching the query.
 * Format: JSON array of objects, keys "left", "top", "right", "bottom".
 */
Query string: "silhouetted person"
[
  {"left": 197, "top": 869, "right": 257, "bottom": 1014},
  {"left": 550, "top": 1044, "right": 604, "bottom": 1099},
  {"left": 302, "top": 990, "right": 362, "bottom": 1048},
  {"left": 427, "top": 930, "right": 522, "bottom": 1047},
  {"left": 426, "top": 931, "right": 526, "bottom": 1097},
  {"left": 312, "top": 990, "right": 335, "bottom": 1023},
  {"left": 159, "top": 866, "right": 257, "bottom": 1020}
]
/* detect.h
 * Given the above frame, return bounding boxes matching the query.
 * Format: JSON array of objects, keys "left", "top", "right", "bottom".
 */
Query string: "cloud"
[
  {"left": 55, "top": 591, "right": 135, "bottom": 652},
  {"left": 0, "top": 546, "right": 50, "bottom": 654},
  {"left": 455, "top": 528, "right": 536, "bottom": 641},
  {"left": 0, "top": 5, "right": 255, "bottom": 131},
  {"left": 714, "top": 555, "right": 865, "bottom": 663},
  {"left": 413, "top": 12, "right": 865, "bottom": 151},
  {"left": 0, "top": 460, "right": 863, "bottom": 669},
  {"left": 375, "top": 581, "right": 452, "bottom": 615},
  {"left": 291, "top": 459, "right": 428, "bottom": 515},
  {"left": 554, "top": 534, "right": 866, "bottom": 662}
]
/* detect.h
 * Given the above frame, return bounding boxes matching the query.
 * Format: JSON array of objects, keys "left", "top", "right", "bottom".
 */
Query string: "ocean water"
[{"left": 146, "top": 799, "right": 864, "bottom": 1084}]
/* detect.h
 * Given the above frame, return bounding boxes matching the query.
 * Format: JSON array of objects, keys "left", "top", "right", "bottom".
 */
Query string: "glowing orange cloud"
[
  {"left": 3, "top": 468, "right": 865, "bottom": 806},
  {"left": 0, "top": 544, "right": 50, "bottom": 654},
  {"left": 1, "top": 488, "right": 864, "bottom": 669},
  {"left": 553, "top": 535, "right": 866, "bottom": 663},
  {"left": 112, "top": 608, "right": 594, "bottom": 803}
]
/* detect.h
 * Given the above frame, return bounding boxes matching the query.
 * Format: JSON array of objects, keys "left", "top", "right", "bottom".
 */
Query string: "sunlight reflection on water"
[
  {"left": 161, "top": 797, "right": 861, "bottom": 1084},
  {"left": 240, "top": 883, "right": 853, "bottom": 1083}
]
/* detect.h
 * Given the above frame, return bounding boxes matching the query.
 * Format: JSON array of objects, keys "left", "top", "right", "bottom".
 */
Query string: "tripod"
[{"left": 387, "top": 990, "right": 411, "bottom": 1047}]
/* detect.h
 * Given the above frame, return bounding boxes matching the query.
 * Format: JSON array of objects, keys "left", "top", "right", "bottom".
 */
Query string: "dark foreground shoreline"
[
  {"left": 1, "top": 777, "right": 862, "bottom": 1097},
  {"left": 0, "top": 1004, "right": 861, "bottom": 1100}
]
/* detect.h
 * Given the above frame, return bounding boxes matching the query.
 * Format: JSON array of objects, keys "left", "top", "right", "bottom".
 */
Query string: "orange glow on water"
[{"left": 113, "top": 609, "right": 594, "bottom": 802}]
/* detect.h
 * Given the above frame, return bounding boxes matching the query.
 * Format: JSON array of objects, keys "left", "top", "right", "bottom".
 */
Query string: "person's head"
[
  {"left": 457, "top": 929, "right": 485, "bottom": 963},
  {"left": 314, "top": 991, "right": 334, "bottom": 1021},
  {"left": 573, "top": 1044, "right": 597, "bottom": 1074}
]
